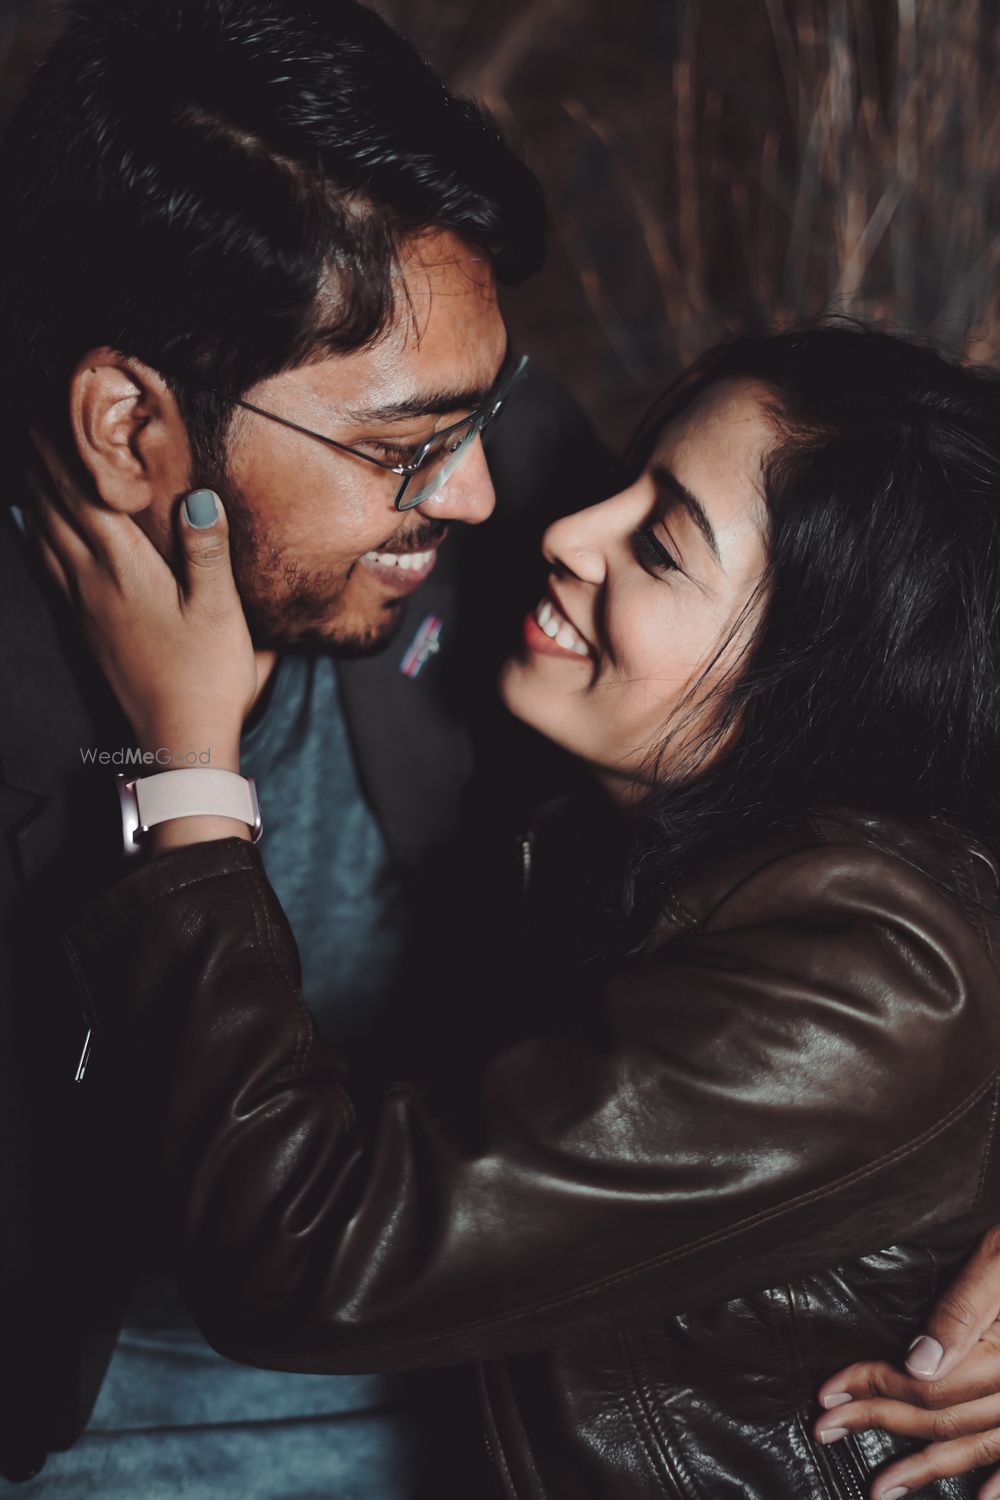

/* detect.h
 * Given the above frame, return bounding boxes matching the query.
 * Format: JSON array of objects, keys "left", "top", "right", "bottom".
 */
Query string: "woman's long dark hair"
[{"left": 597, "top": 320, "right": 1000, "bottom": 941}]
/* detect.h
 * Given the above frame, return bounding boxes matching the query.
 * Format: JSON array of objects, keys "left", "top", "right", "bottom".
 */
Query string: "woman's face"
[{"left": 500, "top": 377, "right": 773, "bottom": 787}]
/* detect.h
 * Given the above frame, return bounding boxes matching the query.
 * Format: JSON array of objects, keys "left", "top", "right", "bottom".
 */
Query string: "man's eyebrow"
[
  {"left": 650, "top": 462, "right": 721, "bottom": 564},
  {"left": 345, "top": 381, "right": 495, "bottom": 424},
  {"left": 345, "top": 339, "right": 512, "bottom": 425}
]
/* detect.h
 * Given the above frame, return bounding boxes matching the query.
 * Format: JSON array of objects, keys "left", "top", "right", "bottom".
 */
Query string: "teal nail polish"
[{"left": 184, "top": 489, "right": 219, "bottom": 528}]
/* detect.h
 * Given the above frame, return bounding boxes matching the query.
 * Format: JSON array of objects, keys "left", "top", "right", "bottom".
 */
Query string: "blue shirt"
[{"left": 239, "top": 649, "right": 413, "bottom": 1038}]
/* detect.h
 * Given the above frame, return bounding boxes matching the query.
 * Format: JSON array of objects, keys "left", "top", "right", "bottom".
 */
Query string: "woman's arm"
[{"left": 61, "top": 825, "right": 1000, "bottom": 1373}]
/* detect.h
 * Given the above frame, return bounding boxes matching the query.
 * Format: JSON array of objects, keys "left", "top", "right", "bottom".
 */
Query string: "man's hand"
[{"left": 813, "top": 1227, "right": 1000, "bottom": 1499}]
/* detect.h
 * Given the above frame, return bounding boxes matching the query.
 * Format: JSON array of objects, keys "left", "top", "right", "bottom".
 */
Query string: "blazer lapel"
[
  {"left": 336, "top": 533, "right": 473, "bottom": 873},
  {"left": 0, "top": 509, "right": 123, "bottom": 886}
]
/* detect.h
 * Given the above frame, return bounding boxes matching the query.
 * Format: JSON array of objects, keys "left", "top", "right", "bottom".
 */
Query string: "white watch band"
[{"left": 117, "top": 769, "right": 263, "bottom": 856}]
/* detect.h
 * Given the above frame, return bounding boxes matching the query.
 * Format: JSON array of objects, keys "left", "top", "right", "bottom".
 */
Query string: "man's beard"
[{"left": 196, "top": 470, "right": 447, "bottom": 657}]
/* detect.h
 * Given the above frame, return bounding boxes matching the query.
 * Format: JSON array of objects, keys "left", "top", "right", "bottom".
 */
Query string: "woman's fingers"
[
  {"left": 177, "top": 490, "right": 240, "bottom": 609},
  {"left": 815, "top": 1390, "right": 1000, "bottom": 1445},
  {"left": 26, "top": 427, "right": 155, "bottom": 579},
  {"left": 25, "top": 441, "right": 96, "bottom": 565},
  {"left": 820, "top": 1351, "right": 1000, "bottom": 1413},
  {"left": 861, "top": 1426, "right": 1000, "bottom": 1500},
  {"left": 815, "top": 1338, "right": 1000, "bottom": 1499},
  {"left": 26, "top": 513, "right": 71, "bottom": 599}
]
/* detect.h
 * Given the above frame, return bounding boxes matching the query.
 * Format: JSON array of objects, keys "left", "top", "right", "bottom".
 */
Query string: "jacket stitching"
[
  {"left": 240, "top": 866, "right": 315, "bottom": 1081},
  {"left": 797, "top": 1409, "right": 850, "bottom": 1500},
  {"left": 243, "top": 865, "right": 299, "bottom": 1004},
  {"left": 619, "top": 1329, "right": 699, "bottom": 1498},
  {"left": 774, "top": 1282, "right": 809, "bottom": 1389},
  {"left": 248, "top": 864, "right": 357, "bottom": 1133},
  {"left": 236, "top": 1067, "right": 1000, "bottom": 1363},
  {"left": 973, "top": 1078, "right": 1000, "bottom": 1209},
  {"left": 61, "top": 932, "right": 97, "bottom": 1029},
  {"left": 476, "top": 1365, "right": 523, "bottom": 1500}
]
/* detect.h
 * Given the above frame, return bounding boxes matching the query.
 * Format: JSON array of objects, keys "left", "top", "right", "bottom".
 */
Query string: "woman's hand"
[
  {"left": 26, "top": 431, "right": 256, "bottom": 768},
  {"left": 814, "top": 1225, "right": 1000, "bottom": 1499}
]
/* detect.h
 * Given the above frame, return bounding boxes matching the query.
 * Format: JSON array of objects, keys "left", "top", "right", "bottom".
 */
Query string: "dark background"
[{"left": 4, "top": 0, "right": 1000, "bottom": 448}]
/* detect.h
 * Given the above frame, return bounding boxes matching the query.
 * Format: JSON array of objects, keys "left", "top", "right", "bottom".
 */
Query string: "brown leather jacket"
[{"left": 61, "top": 804, "right": 1000, "bottom": 1499}]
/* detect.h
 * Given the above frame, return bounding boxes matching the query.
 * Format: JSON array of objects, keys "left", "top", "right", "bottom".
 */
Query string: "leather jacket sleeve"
[{"left": 61, "top": 832, "right": 1000, "bottom": 1373}]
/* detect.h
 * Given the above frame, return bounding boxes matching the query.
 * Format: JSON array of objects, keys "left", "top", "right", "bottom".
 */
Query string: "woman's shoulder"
[
  {"left": 623, "top": 805, "right": 1000, "bottom": 1127},
  {"left": 658, "top": 803, "right": 1000, "bottom": 947}
]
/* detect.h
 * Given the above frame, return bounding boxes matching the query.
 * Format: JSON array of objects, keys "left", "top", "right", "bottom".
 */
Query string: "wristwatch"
[{"left": 117, "top": 769, "right": 263, "bottom": 857}]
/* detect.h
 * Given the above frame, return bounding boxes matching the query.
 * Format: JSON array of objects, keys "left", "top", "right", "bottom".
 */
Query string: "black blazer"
[{"left": 0, "top": 368, "right": 620, "bottom": 1482}]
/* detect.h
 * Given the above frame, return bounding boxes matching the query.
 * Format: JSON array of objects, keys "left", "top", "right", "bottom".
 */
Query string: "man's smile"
[{"left": 360, "top": 544, "right": 440, "bottom": 593}]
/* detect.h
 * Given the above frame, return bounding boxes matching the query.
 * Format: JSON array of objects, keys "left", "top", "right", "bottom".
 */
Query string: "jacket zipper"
[
  {"left": 478, "top": 1364, "right": 517, "bottom": 1499},
  {"left": 481, "top": 1422, "right": 510, "bottom": 1499},
  {"left": 516, "top": 829, "right": 534, "bottom": 898}
]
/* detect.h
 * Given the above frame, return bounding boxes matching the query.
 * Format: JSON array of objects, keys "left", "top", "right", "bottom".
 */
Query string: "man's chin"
[{"left": 246, "top": 600, "right": 408, "bottom": 658}]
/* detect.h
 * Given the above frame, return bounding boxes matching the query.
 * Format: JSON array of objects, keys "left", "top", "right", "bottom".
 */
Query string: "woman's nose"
[{"left": 542, "top": 500, "right": 611, "bottom": 585}]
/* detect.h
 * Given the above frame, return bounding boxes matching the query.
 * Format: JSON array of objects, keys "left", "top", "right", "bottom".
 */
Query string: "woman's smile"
[{"left": 522, "top": 589, "right": 594, "bottom": 660}]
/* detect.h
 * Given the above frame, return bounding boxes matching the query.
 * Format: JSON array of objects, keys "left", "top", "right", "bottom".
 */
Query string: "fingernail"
[
  {"left": 906, "top": 1334, "right": 943, "bottom": 1377},
  {"left": 821, "top": 1392, "right": 853, "bottom": 1409},
  {"left": 881, "top": 1488, "right": 909, "bottom": 1500},
  {"left": 817, "top": 1426, "right": 848, "bottom": 1444},
  {"left": 184, "top": 489, "right": 219, "bottom": 528}
]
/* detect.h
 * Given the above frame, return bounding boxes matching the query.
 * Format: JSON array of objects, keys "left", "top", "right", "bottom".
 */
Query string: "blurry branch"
[{"left": 519, "top": 0, "right": 1000, "bottom": 414}]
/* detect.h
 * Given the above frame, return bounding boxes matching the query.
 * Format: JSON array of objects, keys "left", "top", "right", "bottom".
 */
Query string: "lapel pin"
[{"left": 401, "top": 613, "right": 444, "bottom": 679}]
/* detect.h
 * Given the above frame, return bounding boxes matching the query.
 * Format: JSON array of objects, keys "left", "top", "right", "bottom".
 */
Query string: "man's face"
[{"left": 203, "top": 230, "right": 507, "bottom": 654}]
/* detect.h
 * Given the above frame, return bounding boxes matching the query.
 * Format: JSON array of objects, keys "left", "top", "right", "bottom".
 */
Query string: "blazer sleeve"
[{"left": 60, "top": 832, "right": 1000, "bottom": 1373}]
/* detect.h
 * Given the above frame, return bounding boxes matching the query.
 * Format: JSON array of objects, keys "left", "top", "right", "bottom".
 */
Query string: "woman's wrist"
[
  {"left": 137, "top": 727, "right": 242, "bottom": 775},
  {"left": 147, "top": 814, "right": 252, "bottom": 857},
  {"left": 134, "top": 735, "right": 250, "bottom": 857}
]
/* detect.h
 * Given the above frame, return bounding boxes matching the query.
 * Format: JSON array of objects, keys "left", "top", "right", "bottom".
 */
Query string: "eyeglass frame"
[{"left": 175, "top": 351, "right": 530, "bottom": 511}]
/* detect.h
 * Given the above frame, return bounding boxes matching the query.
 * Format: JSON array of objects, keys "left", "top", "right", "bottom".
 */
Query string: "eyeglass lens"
[
  {"left": 396, "top": 357, "right": 527, "bottom": 511},
  {"left": 398, "top": 419, "right": 482, "bottom": 510}
]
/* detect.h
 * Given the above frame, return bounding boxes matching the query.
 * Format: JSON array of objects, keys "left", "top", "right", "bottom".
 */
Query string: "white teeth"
[
  {"left": 534, "top": 598, "right": 591, "bottom": 657},
  {"left": 399, "top": 550, "right": 434, "bottom": 572},
  {"left": 363, "top": 548, "right": 435, "bottom": 571}
]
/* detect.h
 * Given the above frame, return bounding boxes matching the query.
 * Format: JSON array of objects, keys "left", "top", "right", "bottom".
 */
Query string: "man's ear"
[{"left": 68, "top": 348, "right": 191, "bottom": 514}]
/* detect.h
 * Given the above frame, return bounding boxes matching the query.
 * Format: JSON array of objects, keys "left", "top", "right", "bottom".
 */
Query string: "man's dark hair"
[
  {"left": 0, "top": 0, "right": 545, "bottom": 469},
  {"left": 578, "top": 320, "right": 1000, "bottom": 946}
]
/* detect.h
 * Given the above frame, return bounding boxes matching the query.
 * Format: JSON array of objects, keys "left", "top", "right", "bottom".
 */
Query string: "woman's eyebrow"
[{"left": 650, "top": 462, "right": 720, "bottom": 563}]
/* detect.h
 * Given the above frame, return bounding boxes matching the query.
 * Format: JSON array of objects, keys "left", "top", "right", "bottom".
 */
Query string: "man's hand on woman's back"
[{"left": 814, "top": 1225, "right": 1000, "bottom": 1499}]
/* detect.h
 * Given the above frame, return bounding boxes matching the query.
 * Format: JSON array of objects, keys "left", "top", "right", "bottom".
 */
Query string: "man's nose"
[{"left": 413, "top": 435, "right": 496, "bottom": 527}]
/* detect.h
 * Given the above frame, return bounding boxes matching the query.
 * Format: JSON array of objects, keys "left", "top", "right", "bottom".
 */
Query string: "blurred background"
[{"left": 3, "top": 0, "right": 1000, "bottom": 448}]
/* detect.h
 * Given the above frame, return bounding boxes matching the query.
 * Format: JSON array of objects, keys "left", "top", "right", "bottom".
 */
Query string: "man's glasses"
[{"left": 185, "top": 353, "right": 530, "bottom": 512}]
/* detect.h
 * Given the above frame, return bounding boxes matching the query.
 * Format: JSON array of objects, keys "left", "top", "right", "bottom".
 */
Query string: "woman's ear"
[{"left": 68, "top": 348, "right": 191, "bottom": 514}]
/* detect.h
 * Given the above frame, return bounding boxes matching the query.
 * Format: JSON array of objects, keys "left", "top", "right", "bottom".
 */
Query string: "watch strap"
[{"left": 118, "top": 769, "right": 262, "bottom": 855}]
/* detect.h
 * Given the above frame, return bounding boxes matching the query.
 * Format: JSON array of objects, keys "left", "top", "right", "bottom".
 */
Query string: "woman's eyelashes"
[{"left": 631, "top": 525, "right": 679, "bottom": 575}]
